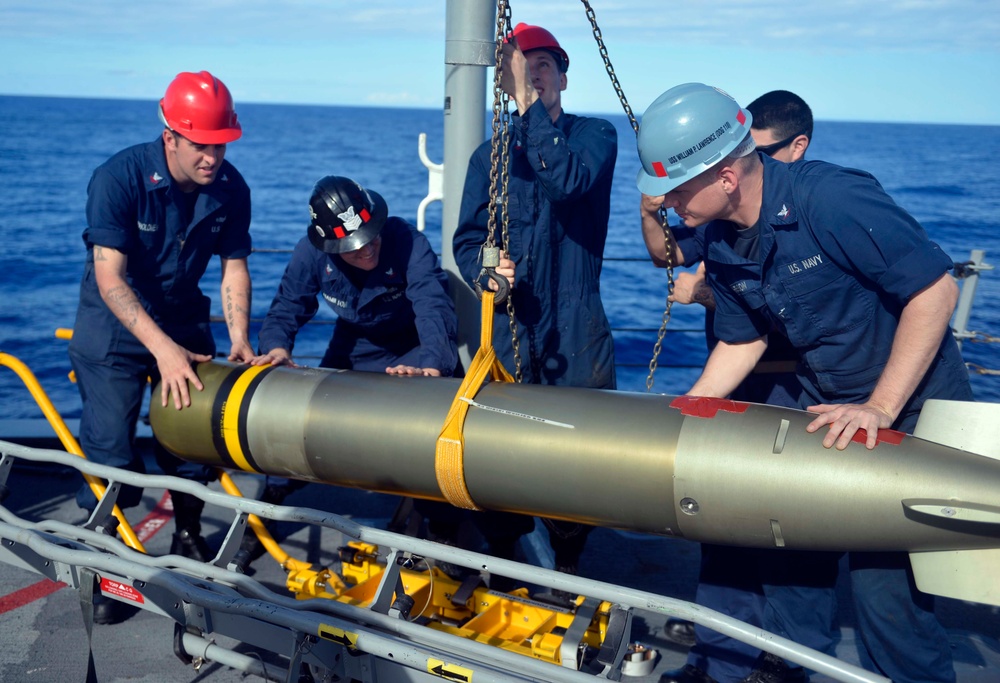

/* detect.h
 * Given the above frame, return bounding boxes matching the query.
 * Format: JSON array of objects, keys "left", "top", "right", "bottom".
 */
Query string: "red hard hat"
[
  {"left": 158, "top": 71, "right": 242, "bottom": 145},
  {"left": 509, "top": 22, "right": 569, "bottom": 72}
]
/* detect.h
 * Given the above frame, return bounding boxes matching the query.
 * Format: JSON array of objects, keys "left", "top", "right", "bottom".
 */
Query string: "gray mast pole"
[{"left": 441, "top": 0, "right": 494, "bottom": 371}]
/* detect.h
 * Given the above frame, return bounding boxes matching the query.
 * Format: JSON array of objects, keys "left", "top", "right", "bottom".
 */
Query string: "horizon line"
[{"left": 1, "top": 91, "right": 997, "bottom": 129}]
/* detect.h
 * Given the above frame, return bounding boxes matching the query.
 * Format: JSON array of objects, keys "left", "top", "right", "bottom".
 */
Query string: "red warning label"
[{"left": 100, "top": 577, "right": 145, "bottom": 605}]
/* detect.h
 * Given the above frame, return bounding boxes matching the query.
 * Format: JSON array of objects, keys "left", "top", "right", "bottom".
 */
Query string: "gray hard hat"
[{"left": 636, "top": 83, "right": 755, "bottom": 195}]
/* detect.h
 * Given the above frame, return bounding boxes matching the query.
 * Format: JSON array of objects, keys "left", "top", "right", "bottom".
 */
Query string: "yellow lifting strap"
[{"left": 435, "top": 290, "right": 513, "bottom": 510}]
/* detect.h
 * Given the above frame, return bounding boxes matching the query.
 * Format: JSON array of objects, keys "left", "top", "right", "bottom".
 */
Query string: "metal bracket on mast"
[{"left": 416, "top": 133, "right": 444, "bottom": 233}]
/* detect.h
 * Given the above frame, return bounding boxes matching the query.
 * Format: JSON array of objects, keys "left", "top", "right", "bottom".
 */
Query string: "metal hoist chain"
[
  {"left": 500, "top": 121, "right": 524, "bottom": 384},
  {"left": 581, "top": 0, "right": 675, "bottom": 392},
  {"left": 581, "top": 0, "right": 638, "bottom": 136},
  {"left": 483, "top": 0, "right": 523, "bottom": 382}
]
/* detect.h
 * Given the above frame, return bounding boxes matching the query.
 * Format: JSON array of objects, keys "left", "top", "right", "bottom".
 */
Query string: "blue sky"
[{"left": 2, "top": 0, "right": 998, "bottom": 125}]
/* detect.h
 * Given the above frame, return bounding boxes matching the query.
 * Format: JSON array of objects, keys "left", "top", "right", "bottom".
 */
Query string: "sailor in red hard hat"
[
  {"left": 454, "top": 22, "right": 618, "bottom": 591},
  {"left": 502, "top": 22, "right": 569, "bottom": 122},
  {"left": 158, "top": 70, "right": 243, "bottom": 188},
  {"left": 68, "top": 71, "right": 254, "bottom": 625}
]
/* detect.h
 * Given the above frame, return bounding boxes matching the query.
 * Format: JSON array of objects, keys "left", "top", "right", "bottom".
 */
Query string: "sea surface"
[{"left": 1, "top": 94, "right": 998, "bottom": 421}]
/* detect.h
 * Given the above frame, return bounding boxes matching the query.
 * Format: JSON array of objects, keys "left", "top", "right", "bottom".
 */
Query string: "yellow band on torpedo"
[{"left": 221, "top": 364, "right": 271, "bottom": 472}]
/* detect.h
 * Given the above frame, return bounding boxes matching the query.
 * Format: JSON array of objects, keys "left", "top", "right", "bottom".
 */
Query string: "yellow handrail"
[
  {"left": 53, "top": 327, "right": 311, "bottom": 569},
  {"left": 0, "top": 351, "right": 145, "bottom": 552}
]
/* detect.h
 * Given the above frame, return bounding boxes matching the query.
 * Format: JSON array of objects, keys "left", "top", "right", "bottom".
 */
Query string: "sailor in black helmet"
[
  {"left": 239, "top": 176, "right": 459, "bottom": 568},
  {"left": 253, "top": 175, "right": 458, "bottom": 376}
]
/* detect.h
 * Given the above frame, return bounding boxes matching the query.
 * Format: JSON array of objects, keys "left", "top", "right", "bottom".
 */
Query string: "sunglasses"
[{"left": 756, "top": 131, "right": 806, "bottom": 157}]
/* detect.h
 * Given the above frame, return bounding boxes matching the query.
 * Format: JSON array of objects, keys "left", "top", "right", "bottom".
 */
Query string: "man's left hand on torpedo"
[{"left": 805, "top": 402, "right": 894, "bottom": 451}]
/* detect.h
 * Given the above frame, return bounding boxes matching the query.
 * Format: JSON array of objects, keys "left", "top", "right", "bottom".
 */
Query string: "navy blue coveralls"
[
  {"left": 674, "top": 225, "right": 835, "bottom": 681},
  {"left": 674, "top": 225, "right": 803, "bottom": 406},
  {"left": 453, "top": 99, "right": 617, "bottom": 569},
  {"left": 704, "top": 154, "right": 972, "bottom": 683},
  {"left": 257, "top": 218, "right": 457, "bottom": 375},
  {"left": 454, "top": 99, "right": 618, "bottom": 389},
  {"left": 68, "top": 137, "right": 252, "bottom": 509}
]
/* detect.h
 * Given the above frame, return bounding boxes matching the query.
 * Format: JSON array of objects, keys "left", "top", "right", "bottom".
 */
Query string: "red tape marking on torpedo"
[
  {"left": 671, "top": 396, "right": 905, "bottom": 446},
  {"left": 670, "top": 395, "right": 750, "bottom": 418},
  {"left": 0, "top": 491, "right": 173, "bottom": 614},
  {"left": 851, "top": 428, "right": 905, "bottom": 447}
]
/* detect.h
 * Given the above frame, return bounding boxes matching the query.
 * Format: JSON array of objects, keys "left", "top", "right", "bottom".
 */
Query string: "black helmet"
[{"left": 307, "top": 176, "right": 388, "bottom": 254}]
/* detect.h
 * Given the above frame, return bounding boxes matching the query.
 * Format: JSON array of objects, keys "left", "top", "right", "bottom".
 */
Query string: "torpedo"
[{"left": 150, "top": 360, "right": 1000, "bottom": 554}]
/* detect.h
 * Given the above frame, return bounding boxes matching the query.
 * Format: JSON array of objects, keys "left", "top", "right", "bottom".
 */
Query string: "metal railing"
[
  {"left": 0, "top": 439, "right": 888, "bottom": 683},
  {"left": 217, "top": 248, "right": 995, "bottom": 375}
]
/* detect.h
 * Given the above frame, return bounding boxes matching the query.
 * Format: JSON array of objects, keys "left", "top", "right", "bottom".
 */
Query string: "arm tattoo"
[
  {"left": 223, "top": 284, "right": 250, "bottom": 329},
  {"left": 692, "top": 282, "right": 717, "bottom": 309},
  {"left": 104, "top": 284, "right": 142, "bottom": 330},
  {"left": 93, "top": 246, "right": 108, "bottom": 262}
]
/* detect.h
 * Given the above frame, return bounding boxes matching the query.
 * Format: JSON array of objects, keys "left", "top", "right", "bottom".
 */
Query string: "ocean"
[{"left": 1, "top": 94, "right": 998, "bottom": 421}]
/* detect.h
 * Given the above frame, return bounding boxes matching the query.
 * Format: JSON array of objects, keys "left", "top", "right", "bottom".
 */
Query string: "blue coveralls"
[
  {"left": 257, "top": 218, "right": 457, "bottom": 375},
  {"left": 454, "top": 99, "right": 617, "bottom": 389},
  {"left": 674, "top": 225, "right": 803, "bottom": 407},
  {"left": 674, "top": 226, "right": 836, "bottom": 682},
  {"left": 704, "top": 154, "right": 972, "bottom": 683},
  {"left": 453, "top": 99, "right": 617, "bottom": 565},
  {"left": 256, "top": 219, "right": 458, "bottom": 514},
  {"left": 68, "top": 138, "right": 252, "bottom": 510}
]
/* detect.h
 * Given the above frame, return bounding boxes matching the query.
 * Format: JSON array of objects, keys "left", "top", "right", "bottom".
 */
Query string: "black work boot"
[
  {"left": 171, "top": 528, "right": 215, "bottom": 561},
  {"left": 233, "top": 482, "right": 303, "bottom": 573},
  {"left": 237, "top": 526, "right": 267, "bottom": 565},
  {"left": 663, "top": 619, "right": 697, "bottom": 648},
  {"left": 93, "top": 595, "right": 139, "bottom": 625},
  {"left": 741, "top": 652, "right": 809, "bottom": 683},
  {"left": 168, "top": 490, "right": 214, "bottom": 562}
]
